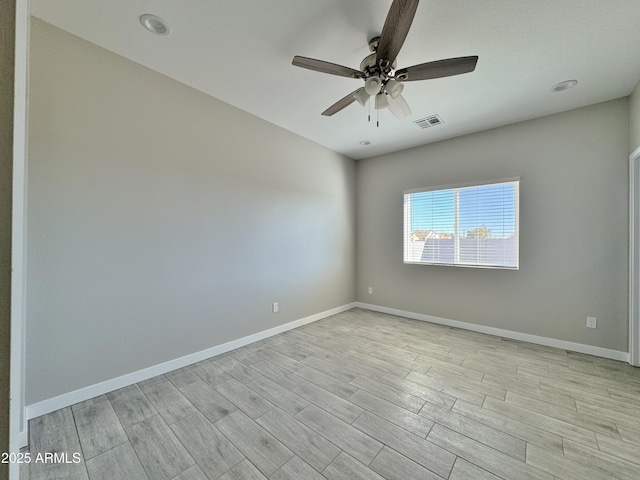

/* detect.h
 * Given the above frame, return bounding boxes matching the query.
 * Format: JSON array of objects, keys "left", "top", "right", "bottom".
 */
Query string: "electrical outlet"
[
  {"left": 368, "top": 287, "right": 373, "bottom": 295},
  {"left": 586, "top": 316, "right": 596, "bottom": 329},
  {"left": 273, "top": 302, "right": 279, "bottom": 313}
]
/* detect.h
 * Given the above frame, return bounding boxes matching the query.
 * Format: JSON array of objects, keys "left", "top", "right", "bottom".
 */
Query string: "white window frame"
[{"left": 403, "top": 178, "right": 520, "bottom": 270}]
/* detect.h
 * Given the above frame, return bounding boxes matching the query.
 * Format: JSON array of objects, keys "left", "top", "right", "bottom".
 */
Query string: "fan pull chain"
[
  {"left": 377, "top": 108, "right": 379, "bottom": 128},
  {"left": 368, "top": 99, "right": 371, "bottom": 123}
]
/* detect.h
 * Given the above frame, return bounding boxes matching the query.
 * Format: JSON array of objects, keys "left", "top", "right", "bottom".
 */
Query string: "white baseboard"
[
  {"left": 25, "top": 303, "right": 356, "bottom": 422},
  {"left": 356, "top": 302, "right": 630, "bottom": 363},
  {"left": 25, "top": 300, "right": 628, "bottom": 439}
]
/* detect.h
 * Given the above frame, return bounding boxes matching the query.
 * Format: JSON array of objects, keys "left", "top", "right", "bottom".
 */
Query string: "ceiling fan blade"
[
  {"left": 292, "top": 56, "right": 364, "bottom": 79},
  {"left": 321, "top": 89, "right": 362, "bottom": 116},
  {"left": 387, "top": 94, "right": 411, "bottom": 119},
  {"left": 376, "top": 0, "right": 420, "bottom": 66},
  {"left": 395, "top": 56, "right": 478, "bottom": 82}
]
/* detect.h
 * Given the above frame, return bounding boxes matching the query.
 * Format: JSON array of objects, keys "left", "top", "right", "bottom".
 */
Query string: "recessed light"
[
  {"left": 139, "top": 14, "right": 171, "bottom": 36},
  {"left": 359, "top": 140, "right": 371, "bottom": 146},
  {"left": 552, "top": 80, "right": 578, "bottom": 92}
]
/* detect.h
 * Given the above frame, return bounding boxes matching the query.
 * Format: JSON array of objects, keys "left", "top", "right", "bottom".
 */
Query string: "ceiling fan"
[{"left": 292, "top": 0, "right": 478, "bottom": 120}]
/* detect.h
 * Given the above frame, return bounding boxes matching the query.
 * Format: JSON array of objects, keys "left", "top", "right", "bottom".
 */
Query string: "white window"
[{"left": 404, "top": 179, "right": 519, "bottom": 269}]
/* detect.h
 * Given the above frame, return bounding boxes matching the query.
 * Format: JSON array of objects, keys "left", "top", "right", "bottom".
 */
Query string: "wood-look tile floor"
[{"left": 21, "top": 308, "right": 640, "bottom": 480}]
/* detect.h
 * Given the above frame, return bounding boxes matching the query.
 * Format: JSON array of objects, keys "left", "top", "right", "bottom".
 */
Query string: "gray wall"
[
  {"left": 632, "top": 80, "right": 640, "bottom": 153},
  {"left": 356, "top": 99, "right": 629, "bottom": 352},
  {"left": 0, "top": 0, "right": 15, "bottom": 478},
  {"left": 26, "top": 19, "right": 356, "bottom": 405}
]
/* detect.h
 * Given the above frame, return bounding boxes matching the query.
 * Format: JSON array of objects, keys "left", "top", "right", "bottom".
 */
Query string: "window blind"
[{"left": 403, "top": 179, "right": 519, "bottom": 269}]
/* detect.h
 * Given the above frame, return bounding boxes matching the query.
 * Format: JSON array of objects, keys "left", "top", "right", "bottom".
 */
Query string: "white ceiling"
[{"left": 30, "top": 0, "right": 640, "bottom": 160}]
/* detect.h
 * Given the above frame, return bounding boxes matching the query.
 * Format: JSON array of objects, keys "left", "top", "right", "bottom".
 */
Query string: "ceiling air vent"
[{"left": 414, "top": 115, "right": 444, "bottom": 129}]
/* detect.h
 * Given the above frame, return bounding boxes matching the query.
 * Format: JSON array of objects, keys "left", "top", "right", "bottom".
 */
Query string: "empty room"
[{"left": 6, "top": 0, "right": 640, "bottom": 479}]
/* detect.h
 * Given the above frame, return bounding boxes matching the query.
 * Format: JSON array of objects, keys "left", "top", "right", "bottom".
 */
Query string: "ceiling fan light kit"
[
  {"left": 291, "top": 0, "right": 478, "bottom": 122},
  {"left": 365, "top": 76, "right": 383, "bottom": 96},
  {"left": 386, "top": 79, "right": 404, "bottom": 99},
  {"left": 375, "top": 93, "right": 389, "bottom": 110},
  {"left": 388, "top": 94, "right": 411, "bottom": 119},
  {"left": 354, "top": 88, "right": 370, "bottom": 106}
]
